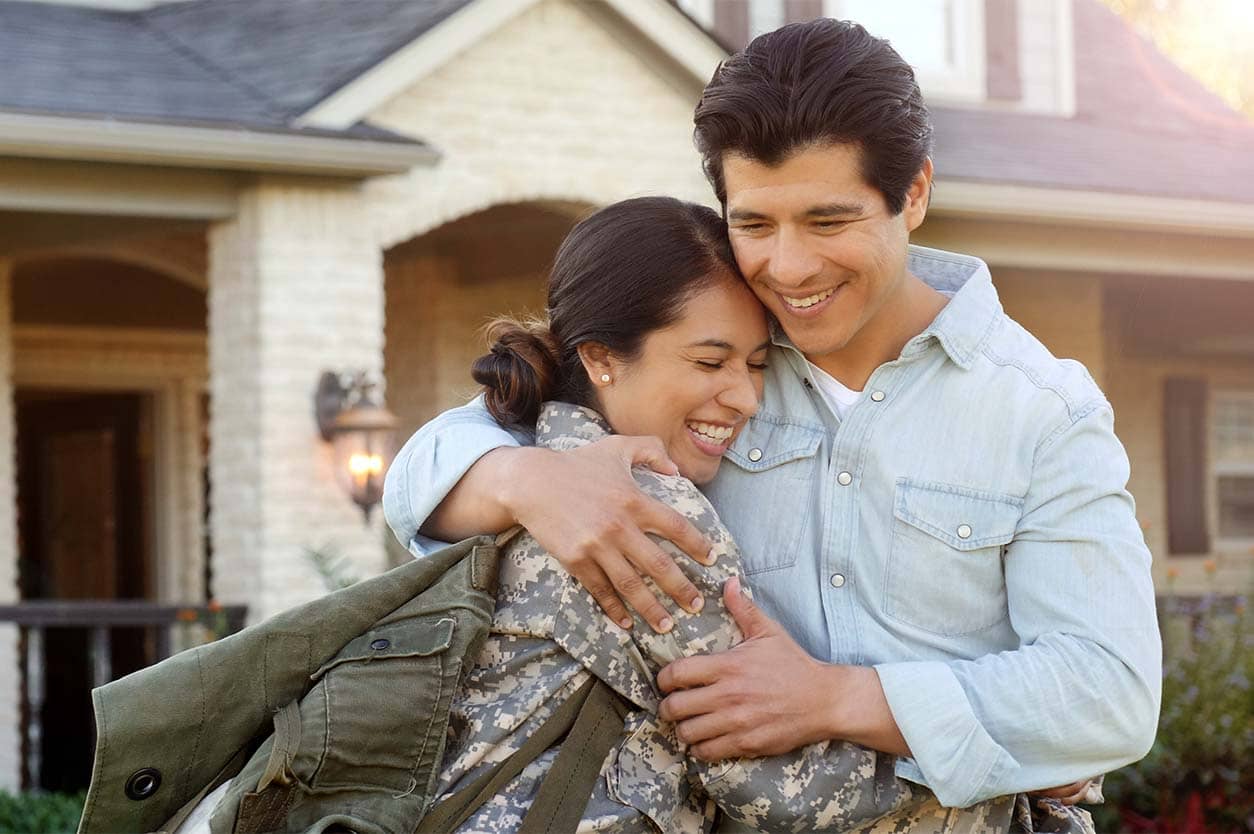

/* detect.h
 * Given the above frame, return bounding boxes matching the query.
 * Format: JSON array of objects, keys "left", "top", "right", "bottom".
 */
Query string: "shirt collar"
[
  {"left": 535, "top": 402, "right": 612, "bottom": 450},
  {"left": 768, "top": 245, "right": 1001, "bottom": 371}
]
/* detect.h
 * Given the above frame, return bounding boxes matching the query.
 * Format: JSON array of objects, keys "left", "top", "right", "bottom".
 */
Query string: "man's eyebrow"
[
  {"left": 804, "top": 202, "right": 864, "bottom": 217},
  {"left": 687, "top": 339, "right": 735, "bottom": 349},
  {"left": 727, "top": 208, "right": 769, "bottom": 222}
]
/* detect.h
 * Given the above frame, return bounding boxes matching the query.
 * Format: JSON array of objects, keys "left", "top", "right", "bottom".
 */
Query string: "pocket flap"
[
  {"left": 312, "top": 616, "right": 455, "bottom": 680},
  {"left": 725, "top": 417, "right": 822, "bottom": 471},
  {"left": 893, "top": 480, "right": 1022, "bottom": 551}
]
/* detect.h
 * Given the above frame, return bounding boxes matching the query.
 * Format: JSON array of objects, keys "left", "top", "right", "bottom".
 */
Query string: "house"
[{"left": 0, "top": 0, "right": 1250, "bottom": 792}]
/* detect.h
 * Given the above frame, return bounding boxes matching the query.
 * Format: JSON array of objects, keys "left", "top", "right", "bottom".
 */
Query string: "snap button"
[
  {"left": 956, "top": 524, "right": 973, "bottom": 540},
  {"left": 829, "top": 573, "right": 846, "bottom": 588},
  {"left": 370, "top": 638, "right": 391, "bottom": 651},
  {"left": 748, "top": 448, "right": 763, "bottom": 462},
  {"left": 125, "top": 768, "right": 162, "bottom": 801},
  {"left": 870, "top": 390, "right": 885, "bottom": 402},
  {"left": 837, "top": 472, "right": 853, "bottom": 486}
]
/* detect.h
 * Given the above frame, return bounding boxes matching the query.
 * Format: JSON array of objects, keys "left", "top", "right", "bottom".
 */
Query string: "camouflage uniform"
[{"left": 435, "top": 402, "right": 1095, "bottom": 834}]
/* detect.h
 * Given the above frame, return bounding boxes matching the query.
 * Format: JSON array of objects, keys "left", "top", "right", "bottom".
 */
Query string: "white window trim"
[
  {"left": 823, "top": 0, "right": 987, "bottom": 104},
  {"left": 1211, "top": 388, "right": 1254, "bottom": 548}
]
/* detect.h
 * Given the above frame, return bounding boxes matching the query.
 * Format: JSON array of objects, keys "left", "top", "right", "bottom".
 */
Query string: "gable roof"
[
  {"left": 0, "top": 0, "right": 470, "bottom": 134},
  {"left": 930, "top": 0, "right": 1254, "bottom": 205}
]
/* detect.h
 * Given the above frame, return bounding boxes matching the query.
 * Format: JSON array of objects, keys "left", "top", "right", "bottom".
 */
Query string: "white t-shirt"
[{"left": 807, "top": 361, "right": 862, "bottom": 419}]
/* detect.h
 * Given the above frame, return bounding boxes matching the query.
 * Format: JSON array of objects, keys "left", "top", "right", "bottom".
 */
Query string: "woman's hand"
[{"left": 495, "top": 437, "right": 714, "bottom": 632}]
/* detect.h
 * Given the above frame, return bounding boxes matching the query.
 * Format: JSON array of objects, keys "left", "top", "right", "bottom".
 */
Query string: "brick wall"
[
  {"left": 363, "top": 0, "right": 715, "bottom": 252},
  {"left": 208, "top": 182, "right": 389, "bottom": 620}
]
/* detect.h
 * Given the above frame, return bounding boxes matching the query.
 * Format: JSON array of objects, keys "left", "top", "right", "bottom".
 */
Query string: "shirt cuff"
[{"left": 874, "top": 660, "right": 1017, "bottom": 808}]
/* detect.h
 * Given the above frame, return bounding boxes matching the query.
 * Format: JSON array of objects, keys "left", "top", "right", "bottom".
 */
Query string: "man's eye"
[
  {"left": 697, "top": 361, "right": 724, "bottom": 370},
  {"left": 749, "top": 362, "right": 769, "bottom": 371},
  {"left": 813, "top": 220, "right": 847, "bottom": 230}
]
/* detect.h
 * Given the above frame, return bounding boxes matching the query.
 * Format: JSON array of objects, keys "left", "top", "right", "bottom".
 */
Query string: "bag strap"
[
  {"left": 518, "top": 675, "right": 632, "bottom": 834},
  {"left": 416, "top": 675, "right": 629, "bottom": 833}
]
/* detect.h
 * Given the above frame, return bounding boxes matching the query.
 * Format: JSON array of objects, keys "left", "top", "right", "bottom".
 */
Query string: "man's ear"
[
  {"left": 576, "top": 342, "right": 615, "bottom": 387},
  {"left": 903, "top": 157, "right": 934, "bottom": 233}
]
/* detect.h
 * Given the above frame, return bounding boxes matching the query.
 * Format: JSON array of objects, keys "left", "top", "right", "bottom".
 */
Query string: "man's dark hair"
[{"left": 694, "top": 18, "right": 933, "bottom": 215}]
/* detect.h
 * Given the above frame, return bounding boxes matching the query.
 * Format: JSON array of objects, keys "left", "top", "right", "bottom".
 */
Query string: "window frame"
[
  {"left": 824, "top": 0, "right": 987, "bottom": 104},
  {"left": 1211, "top": 388, "right": 1254, "bottom": 548}
]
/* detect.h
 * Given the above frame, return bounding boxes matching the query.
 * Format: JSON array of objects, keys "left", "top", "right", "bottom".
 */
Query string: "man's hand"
[
  {"left": 657, "top": 577, "right": 911, "bottom": 760},
  {"left": 496, "top": 437, "right": 713, "bottom": 632},
  {"left": 1028, "top": 779, "right": 1100, "bottom": 806}
]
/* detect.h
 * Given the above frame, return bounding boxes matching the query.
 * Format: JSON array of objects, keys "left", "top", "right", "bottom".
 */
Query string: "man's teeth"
[
  {"left": 782, "top": 288, "right": 835, "bottom": 309},
  {"left": 687, "top": 422, "right": 733, "bottom": 442}
]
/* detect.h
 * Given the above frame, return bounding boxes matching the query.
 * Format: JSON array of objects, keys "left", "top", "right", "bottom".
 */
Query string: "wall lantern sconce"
[{"left": 315, "top": 371, "right": 399, "bottom": 521}]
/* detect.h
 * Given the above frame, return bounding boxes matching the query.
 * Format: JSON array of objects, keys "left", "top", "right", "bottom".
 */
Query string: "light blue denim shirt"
[{"left": 383, "top": 246, "right": 1162, "bottom": 809}]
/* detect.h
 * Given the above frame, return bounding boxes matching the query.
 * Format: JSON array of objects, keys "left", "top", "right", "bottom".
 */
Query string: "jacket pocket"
[
  {"left": 716, "top": 418, "right": 823, "bottom": 575},
  {"left": 290, "top": 615, "right": 460, "bottom": 794},
  {"left": 883, "top": 479, "right": 1022, "bottom": 636}
]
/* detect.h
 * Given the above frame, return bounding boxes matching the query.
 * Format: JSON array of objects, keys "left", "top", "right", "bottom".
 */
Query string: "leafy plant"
[
  {"left": 0, "top": 790, "right": 86, "bottom": 834},
  {"left": 303, "top": 545, "right": 362, "bottom": 591}
]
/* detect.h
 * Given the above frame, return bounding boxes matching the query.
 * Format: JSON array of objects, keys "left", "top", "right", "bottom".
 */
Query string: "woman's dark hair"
[
  {"left": 472, "top": 196, "right": 738, "bottom": 426},
  {"left": 694, "top": 18, "right": 932, "bottom": 215}
]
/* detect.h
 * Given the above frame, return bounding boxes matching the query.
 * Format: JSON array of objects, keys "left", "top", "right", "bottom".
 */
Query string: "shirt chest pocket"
[
  {"left": 883, "top": 479, "right": 1022, "bottom": 637},
  {"left": 714, "top": 419, "right": 823, "bottom": 575}
]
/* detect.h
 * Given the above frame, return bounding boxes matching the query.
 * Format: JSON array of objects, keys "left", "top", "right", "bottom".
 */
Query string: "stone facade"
[{"left": 208, "top": 182, "right": 389, "bottom": 620}]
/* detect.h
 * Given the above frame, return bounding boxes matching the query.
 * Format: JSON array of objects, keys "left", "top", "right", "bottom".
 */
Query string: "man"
[{"left": 383, "top": 19, "right": 1159, "bottom": 810}]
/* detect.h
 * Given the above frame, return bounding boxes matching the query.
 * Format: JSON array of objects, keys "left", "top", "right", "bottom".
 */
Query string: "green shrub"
[
  {"left": 0, "top": 791, "right": 85, "bottom": 834},
  {"left": 1091, "top": 589, "right": 1252, "bottom": 832}
]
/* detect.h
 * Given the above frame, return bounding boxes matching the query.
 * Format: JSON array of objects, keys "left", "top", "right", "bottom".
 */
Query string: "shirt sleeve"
[
  {"left": 381, "top": 395, "right": 534, "bottom": 558},
  {"left": 875, "top": 401, "right": 1162, "bottom": 808}
]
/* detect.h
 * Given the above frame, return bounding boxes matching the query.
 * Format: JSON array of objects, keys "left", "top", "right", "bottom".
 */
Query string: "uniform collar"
[
  {"left": 768, "top": 245, "right": 1001, "bottom": 371},
  {"left": 535, "top": 402, "right": 612, "bottom": 450}
]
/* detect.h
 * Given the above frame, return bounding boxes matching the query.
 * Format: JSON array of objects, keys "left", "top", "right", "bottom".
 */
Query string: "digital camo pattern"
[{"left": 436, "top": 402, "right": 1096, "bottom": 834}]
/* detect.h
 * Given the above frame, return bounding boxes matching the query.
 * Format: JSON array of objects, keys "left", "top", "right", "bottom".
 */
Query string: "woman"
[{"left": 425, "top": 196, "right": 1090, "bottom": 833}]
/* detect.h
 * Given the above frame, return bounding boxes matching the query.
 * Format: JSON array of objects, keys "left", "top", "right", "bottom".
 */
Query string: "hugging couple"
[
  {"left": 85, "top": 16, "right": 1160, "bottom": 834},
  {"left": 381, "top": 17, "right": 1160, "bottom": 833}
]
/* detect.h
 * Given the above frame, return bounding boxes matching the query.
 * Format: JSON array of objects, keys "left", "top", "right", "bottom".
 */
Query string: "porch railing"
[{"left": 0, "top": 600, "right": 247, "bottom": 791}]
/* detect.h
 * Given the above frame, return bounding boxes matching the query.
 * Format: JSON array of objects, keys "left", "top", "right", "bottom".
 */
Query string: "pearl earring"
[{"left": 600, "top": 374, "right": 611, "bottom": 383}]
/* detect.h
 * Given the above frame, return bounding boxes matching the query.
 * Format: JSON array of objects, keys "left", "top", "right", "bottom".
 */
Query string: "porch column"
[
  {"left": 0, "top": 259, "right": 20, "bottom": 790},
  {"left": 208, "top": 182, "right": 388, "bottom": 621}
]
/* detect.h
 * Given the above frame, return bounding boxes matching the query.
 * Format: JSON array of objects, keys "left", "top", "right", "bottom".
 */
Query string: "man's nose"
[{"left": 769, "top": 228, "right": 823, "bottom": 288}]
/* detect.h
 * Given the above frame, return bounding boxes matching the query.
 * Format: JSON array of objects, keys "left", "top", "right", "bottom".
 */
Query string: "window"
[
  {"left": 824, "top": 0, "right": 986, "bottom": 102},
  {"left": 1214, "top": 390, "right": 1254, "bottom": 541}
]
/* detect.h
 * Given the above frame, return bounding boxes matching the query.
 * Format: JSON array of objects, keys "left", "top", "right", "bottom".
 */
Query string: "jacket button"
[
  {"left": 125, "top": 768, "right": 162, "bottom": 800},
  {"left": 370, "top": 638, "right": 391, "bottom": 651},
  {"left": 747, "top": 448, "right": 763, "bottom": 462},
  {"left": 956, "top": 524, "right": 973, "bottom": 539}
]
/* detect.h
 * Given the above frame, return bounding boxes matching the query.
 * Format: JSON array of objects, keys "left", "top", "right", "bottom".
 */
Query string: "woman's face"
[{"left": 589, "top": 276, "right": 770, "bottom": 485}]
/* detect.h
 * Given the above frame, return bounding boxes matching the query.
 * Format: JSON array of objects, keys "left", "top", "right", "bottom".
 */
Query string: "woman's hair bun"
[{"left": 472, "top": 316, "right": 560, "bottom": 426}]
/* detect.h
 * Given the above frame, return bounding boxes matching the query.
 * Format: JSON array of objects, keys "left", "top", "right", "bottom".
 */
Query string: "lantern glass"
[{"left": 329, "top": 407, "right": 397, "bottom": 518}]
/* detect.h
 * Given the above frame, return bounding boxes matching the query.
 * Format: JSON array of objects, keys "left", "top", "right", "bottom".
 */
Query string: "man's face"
[{"left": 723, "top": 142, "right": 930, "bottom": 366}]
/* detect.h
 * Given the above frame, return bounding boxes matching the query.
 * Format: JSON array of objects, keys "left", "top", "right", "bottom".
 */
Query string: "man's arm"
[
  {"left": 659, "top": 402, "right": 1159, "bottom": 809},
  {"left": 874, "top": 402, "right": 1160, "bottom": 808},
  {"left": 381, "top": 396, "right": 714, "bottom": 631}
]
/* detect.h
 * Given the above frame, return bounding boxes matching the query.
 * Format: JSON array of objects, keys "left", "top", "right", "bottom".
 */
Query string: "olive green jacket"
[{"left": 78, "top": 535, "right": 499, "bottom": 834}]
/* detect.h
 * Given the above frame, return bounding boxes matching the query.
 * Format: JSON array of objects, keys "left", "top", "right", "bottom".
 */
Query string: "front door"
[{"left": 16, "top": 390, "right": 153, "bottom": 791}]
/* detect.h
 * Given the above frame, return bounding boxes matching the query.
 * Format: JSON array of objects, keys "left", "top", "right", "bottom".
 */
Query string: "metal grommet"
[
  {"left": 370, "top": 638, "right": 391, "bottom": 651},
  {"left": 125, "top": 768, "right": 162, "bottom": 801}
]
